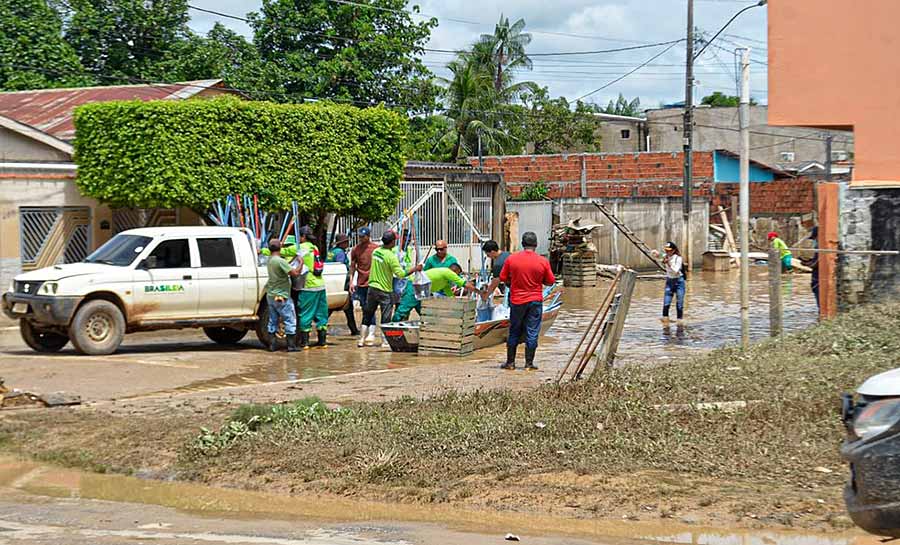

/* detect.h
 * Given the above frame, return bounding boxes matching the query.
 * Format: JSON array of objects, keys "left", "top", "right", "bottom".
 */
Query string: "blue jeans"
[
  {"left": 508, "top": 301, "right": 543, "bottom": 349},
  {"left": 663, "top": 277, "right": 685, "bottom": 319},
  {"left": 355, "top": 286, "right": 369, "bottom": 308},
  {"left": 267, "top": 295, "right": 297, "bottom": 335}
]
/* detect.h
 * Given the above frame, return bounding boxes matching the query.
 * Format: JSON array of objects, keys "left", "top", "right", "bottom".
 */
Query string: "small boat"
[{"left": 382, "top": 286, "right": 564, "bottom": 353}]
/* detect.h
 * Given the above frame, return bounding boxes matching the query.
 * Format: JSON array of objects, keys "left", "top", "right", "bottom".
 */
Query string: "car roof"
[{"left": 120, "top": 226, "right": 249, "bottom": 238}]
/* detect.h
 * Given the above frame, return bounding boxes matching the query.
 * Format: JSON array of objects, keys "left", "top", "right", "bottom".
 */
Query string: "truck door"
[
  {"left": 195, "top": 236, "right": 247, "bottom": 317},
  {"left": 131, "top": 238, "right": 199, "bottom": 321}
]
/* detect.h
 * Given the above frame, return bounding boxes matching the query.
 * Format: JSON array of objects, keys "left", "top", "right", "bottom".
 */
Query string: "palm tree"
[{"left": 477, "top": 15, "right": 532, "bottom": 94}]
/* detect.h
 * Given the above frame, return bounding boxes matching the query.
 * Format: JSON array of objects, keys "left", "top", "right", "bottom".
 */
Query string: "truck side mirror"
[{"left": 138, "top": 256, "right": 158, "bottom": 270}]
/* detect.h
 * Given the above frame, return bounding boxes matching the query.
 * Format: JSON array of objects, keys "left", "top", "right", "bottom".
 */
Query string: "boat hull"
[{"left": 382, "top": 306, "right": 561, "bottom": 353}]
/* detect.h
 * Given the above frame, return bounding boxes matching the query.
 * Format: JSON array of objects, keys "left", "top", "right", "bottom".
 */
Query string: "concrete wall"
[
  {"left": 557, "top": 197, "right": 708, "bottom": 270},
  {"left": 837, "top": 185, "right": 900, "bottom": 309},
  {"left": 646, "top": 106, "right": 853, "bottom": 167},
  {"left": 0, "top": 126, "right": 71, "bottom": 162},
  {"left": 0, "top": 176, "right": 113, "bottom": 291},
  {"left": 506, "top": 200, "right": 553, "bottom": 256},
  {"left": 768, "top": 0, "right": 896, "bottom": 184},
  {"left": 599, "top": 120, "right": 643, "bottom": 154}
]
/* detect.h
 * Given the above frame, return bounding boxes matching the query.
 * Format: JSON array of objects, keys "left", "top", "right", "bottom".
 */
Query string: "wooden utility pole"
[
  {"left": 682, "top": 0, "right": 695, "bottom": 271},
  {"left": 768, "top": 248, "right": 783, "bottom": 337},
  {"left": 739, "top": 47, "right": 751, "bottom": 350}
]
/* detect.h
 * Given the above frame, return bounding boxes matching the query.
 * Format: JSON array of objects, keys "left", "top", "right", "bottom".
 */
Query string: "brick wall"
[{"left": 470, "top": 152, "right": 816, "bottom": 217}]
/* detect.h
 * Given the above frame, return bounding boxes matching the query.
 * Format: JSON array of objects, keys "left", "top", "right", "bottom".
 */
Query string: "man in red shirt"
[
  {"left": 349, "top": 227, "right": 379, "bottom": 347},
  {"left": 489, "top": 231, "right": 555, "bottom": 370}
]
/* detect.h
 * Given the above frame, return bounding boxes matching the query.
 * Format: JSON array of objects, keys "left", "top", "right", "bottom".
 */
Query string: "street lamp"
[{"left": 693, "top": 0, "right": 767, "bottom": 61}]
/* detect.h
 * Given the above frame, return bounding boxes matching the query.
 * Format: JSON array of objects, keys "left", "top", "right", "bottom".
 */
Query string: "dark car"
[{"left": 841, "top": 368, "right": 900, "bottom": 537}]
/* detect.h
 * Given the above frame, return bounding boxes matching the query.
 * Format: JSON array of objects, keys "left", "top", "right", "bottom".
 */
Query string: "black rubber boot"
[
  {"left": 268, "top": 335, "right": 279, "bottom": 352},
  {"left": 524, "top": 346, "right": 538, "bottom": 371},
  {"left": 500, "top": 344, "right": 516, "bottom": 370},
  {"left": 298, "top": 331, "right": 309, "bottom": 350},
  {"left": 316, "top": 329, "right": 327, "bottom": 347},
  {"left": 286, "top": 334, "right": 299, "bottom": 352}
]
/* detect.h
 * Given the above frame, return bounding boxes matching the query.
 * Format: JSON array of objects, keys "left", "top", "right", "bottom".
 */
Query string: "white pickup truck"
[{"left": 1, "top": 227, "right": 349, "bottom": 355}]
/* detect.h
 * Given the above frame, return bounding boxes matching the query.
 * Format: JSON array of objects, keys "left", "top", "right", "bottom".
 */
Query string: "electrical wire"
[{"left": 575, "top": 40, "right": 683, "bottom": 101}]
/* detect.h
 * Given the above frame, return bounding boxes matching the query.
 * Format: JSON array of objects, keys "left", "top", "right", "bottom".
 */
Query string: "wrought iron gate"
[{"left": 19, "top": 207, "right": 91, "bottom": 271}]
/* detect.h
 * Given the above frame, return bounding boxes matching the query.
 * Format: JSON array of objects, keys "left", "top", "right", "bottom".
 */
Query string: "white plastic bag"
[{"left": 412, "top": 270, "right": 431, "bottom": 300}]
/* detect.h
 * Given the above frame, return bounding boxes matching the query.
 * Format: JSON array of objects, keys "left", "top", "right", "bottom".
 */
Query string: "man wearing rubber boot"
[
  {"left": 265, "top": 239, "right": 303, "bottom": 352},
  {"left": 496, "top": 231, "right": 555, "bottom": 371},
  {"left": 297, "top": 226, "right": 328, "bottom": 348}
]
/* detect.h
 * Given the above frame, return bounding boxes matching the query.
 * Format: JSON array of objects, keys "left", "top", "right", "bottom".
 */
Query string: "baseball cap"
[
  {"left": 358, "top": 226, "right": 371, "bottom": 237},
  {"left": 284, "top": 235, "right": 297, "bottom": 246},
  {"left": 298, "top": 225, "right": 313, "bottom": 238},
  {"left": 768, "top": 231, "right": 778, "bottom": 240},
  {"left": 334, "top": 233, "right": 350, "bottom": 245}
]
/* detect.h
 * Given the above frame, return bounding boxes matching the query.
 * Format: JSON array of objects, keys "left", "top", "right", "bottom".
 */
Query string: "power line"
[{"left": 575, "top": 41, "right": 683, "bottom": 101}]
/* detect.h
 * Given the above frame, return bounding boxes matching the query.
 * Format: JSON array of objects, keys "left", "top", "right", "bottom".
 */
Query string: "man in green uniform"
[
  {"left": 423, "top": 239, "right": 459, "bottom": 271},
  {"left": 361, "top": 230, "right": 421, "bottom": 347},
  {"left": 393, "top": 263, "right": 477, "bottom": 322},
  {"left": 265, "top": 239, "right": 302, "bottom": 352},
  {"left": 297, "top": 226, "right": 328, "bottom": 348}
]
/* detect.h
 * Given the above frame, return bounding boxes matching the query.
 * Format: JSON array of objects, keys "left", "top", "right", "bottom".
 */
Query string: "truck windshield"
[{"left": 84, "top": 234, "right": 153, "bottom": 266}]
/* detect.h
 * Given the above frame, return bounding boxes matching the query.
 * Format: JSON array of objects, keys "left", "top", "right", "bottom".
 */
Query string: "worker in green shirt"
[
  {"left": 393, "top": 263, "right": 477, "bottom": 322},
  {"left": 297, "top": 226, "right": 328, "bottom": 348},
  {"left": 767, "top": 231, "right": 793, "bottom": 272},
  {"left": 264, "top": 239, "right": 303, "bottom": 352},
  {"left": 360, "top": 230, "right": 421, "bottom": 347},
  {"left": 423, "top": 239, "right": 459, "bottom": 271}
]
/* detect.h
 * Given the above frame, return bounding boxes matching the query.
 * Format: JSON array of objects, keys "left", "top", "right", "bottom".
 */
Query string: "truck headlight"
[
  {"left": 39, "top": 282, "right": 58, "bottom": 295},
  {"left": 853, "top": 398, "right": 900, "bottom": 440}
]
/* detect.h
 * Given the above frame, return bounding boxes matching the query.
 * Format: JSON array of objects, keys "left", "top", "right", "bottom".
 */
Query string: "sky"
[{"left": 186, "top": 0, "right": 769, "bottom": 110}]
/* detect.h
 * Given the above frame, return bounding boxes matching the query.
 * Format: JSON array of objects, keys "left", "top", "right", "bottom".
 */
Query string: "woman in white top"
[{"left": 661, "top": 241, "right": 685, "bottom": 323}]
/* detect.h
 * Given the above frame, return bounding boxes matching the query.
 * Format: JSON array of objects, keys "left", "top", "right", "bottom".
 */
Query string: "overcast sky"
[{"left": 187, "top": 0, "right": 769, "bottom": 110}]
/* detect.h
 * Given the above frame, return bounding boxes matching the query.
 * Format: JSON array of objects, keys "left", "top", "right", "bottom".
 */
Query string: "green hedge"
[{"left": 73, "top": 97, "right": 407, "bottom": 219}]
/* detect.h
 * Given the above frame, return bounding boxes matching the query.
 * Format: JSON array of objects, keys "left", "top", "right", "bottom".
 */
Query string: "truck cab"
[{"left": 2, "top": 227, "right": 348, "bottom": 355}]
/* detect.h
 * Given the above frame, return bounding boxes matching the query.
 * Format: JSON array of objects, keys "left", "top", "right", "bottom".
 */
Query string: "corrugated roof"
[{"left": 0, "top": 79, "right": 225, "bottom": 141}]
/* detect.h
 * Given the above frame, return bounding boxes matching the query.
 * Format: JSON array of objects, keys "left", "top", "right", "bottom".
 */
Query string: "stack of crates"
[
  {"left": 563, "top": 252, "right": 597, "bottom": 287},
  {"left": 419, "top": 298, "right": 477, "bottom": 357}
]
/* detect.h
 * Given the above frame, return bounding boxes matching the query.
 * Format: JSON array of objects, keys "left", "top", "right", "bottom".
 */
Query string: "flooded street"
[
  {"left": 0, "top": 267, "right": 817, "bottom": 403},
  {"left": 0, "top": 457, "right": 877, "bottom": 545}
]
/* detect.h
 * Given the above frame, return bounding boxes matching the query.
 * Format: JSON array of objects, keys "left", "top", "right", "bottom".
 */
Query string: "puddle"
[{"left": 0, "top": 457, "right": 873, "bottom": 545}]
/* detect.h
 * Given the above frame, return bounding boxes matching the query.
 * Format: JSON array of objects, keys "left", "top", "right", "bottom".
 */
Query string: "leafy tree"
[
  {"left": 154, "top": 23, "right": 282, "bottom": 98},
  {"left": 73, "top": 97, "right": 407, "bottom": 222},
  {"left": 476, "top": 15, "right": 532, "bottom": 93},
  {"left": 601, "top": 93, "right": 642, "bottom": 116},
  {"left": 249, "top": 0, "right": 439, "bottom": 111},
  {"left": 701, "top": 91, "right": 757, "bottom": 107},
  {"left": 61, "top": 0, "right": 193, "bottom": 82},
  {"left": 516, "top": 87, "right": 601, "bottom": 154},
  {"left": 0, "top": 0, "right": 92, "bottom": 90},
  {"left": 404, "top": 116, "right": 455, "bottom": 162}
]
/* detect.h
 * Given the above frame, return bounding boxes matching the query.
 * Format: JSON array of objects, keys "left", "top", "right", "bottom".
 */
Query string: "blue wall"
[{"left": 713, "top": 151, "right": 775, "bottom": 183}]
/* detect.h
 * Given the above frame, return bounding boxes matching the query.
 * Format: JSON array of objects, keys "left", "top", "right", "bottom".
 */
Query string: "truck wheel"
[
  {"left": 68, "top": 300, "right": 125, "bottom": 355},
  {"left": 20, "top": 320, "right": 69, "bottom": 353},
  {"left": 255, "top": 304, "right": 273, "bottom": 347},
  {"left": 204, "top": 326, "right": 248, "bottom": 345}
]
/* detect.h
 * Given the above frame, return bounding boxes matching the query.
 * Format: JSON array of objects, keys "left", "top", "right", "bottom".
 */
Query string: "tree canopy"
[
  {"left": 601, "top": 93, "right": 642, "bottom": 116},
  {"left": 701, "top": 91, "right": 757, "bottom": 107},
  {"left": 248, "top": 0, "right": 439, "bottom": 111},
  {"left": 73, "top": 98, "right": 406, "bottom": 220},
  {"left": 0, "top": 0, "right": 92, "bottom": 90}
]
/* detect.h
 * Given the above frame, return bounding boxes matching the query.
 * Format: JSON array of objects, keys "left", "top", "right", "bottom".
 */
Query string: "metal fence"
[{"left": 19, "top": 207, "right": 91, "bottom": 270}]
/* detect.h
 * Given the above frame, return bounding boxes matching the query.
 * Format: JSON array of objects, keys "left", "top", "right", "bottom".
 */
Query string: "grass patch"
[{"left": 183, "top": 303, "right": 900, "bottom": 489}]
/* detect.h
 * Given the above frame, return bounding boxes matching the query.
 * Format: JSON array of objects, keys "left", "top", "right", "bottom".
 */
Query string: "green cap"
[{"left": 284, "top": 235, "right": 297, "bottom": 246}]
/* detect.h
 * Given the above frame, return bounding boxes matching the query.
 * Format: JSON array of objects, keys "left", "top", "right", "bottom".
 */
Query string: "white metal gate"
[{"left": 19, "top": 207, "right": 91, "bottom": 270}]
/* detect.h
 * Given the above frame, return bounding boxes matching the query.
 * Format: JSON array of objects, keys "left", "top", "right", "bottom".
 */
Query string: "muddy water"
[
  {"left": 162, "top": 266, "right": 817, "bottom": 394},
  {"left": 0, "top": 458, "right": 875, "bottom": 545}
]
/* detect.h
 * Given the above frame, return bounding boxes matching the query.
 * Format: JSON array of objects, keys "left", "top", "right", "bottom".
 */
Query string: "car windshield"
[{"left": 84, "top": 234, "right": 153, "bottom": 267}]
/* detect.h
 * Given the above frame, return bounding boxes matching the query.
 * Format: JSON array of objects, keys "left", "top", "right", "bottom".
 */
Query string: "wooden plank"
[
  {"left": 717, "top": 206, "right": 737, "bottom": 253},
  {"left": 419, "top": 331, "right": 475, "bottom": 343},
  {"left": 420, "top": 310, "right": 477, "bottom": 322},
  {"left": 768, "top": 248, "right": 783, "bottom": 337},
  {"left": 817, "top": 183, "right": 839, "bottom": 319},
  {"left": 420, "top": 324, "right": 475, "bottom": 336},
  {"left": 595, "top": 269, "right": 636, "bottom": 371},
  {"left": 419, "top": 338, "right": 474, "bottom": 350},
  {"left": 422, "top": 298, "right": 477, "bottom": 310},
  {"left": 419, "top": 347, "right": 474, "bottom": 357}
]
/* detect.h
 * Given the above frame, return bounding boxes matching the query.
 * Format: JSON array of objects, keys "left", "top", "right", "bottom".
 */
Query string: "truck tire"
[
  {"left": 255, "top": 303, "right": 273, "bottom": 347},
  {"left": 20, "top": 320, "right": 69, "bottom": 353},
  {"left": 204, "top": 326, "right": 248, "bottom": 345},
  {"left": 68, "top": 300, "right": 125, "bottom": 355}
]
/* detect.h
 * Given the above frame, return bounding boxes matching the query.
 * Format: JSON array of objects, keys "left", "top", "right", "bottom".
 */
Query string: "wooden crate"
[
  {"left": 563, "top": 252, "right": 597, "bottom": 287},
  {"left": 419, "top": 298, "right": 477, "bottom": 357}
]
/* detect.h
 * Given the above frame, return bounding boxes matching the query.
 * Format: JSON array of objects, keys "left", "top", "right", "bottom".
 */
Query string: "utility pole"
[
  {"left": 739, "top": 47, "right": 751, "bottom": 350},
  {"left": 825, "top": 134, "right": 833, "bottom": 181},
  {"left": 682, "top": 0, "right": 694, "bottom": 271}
]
